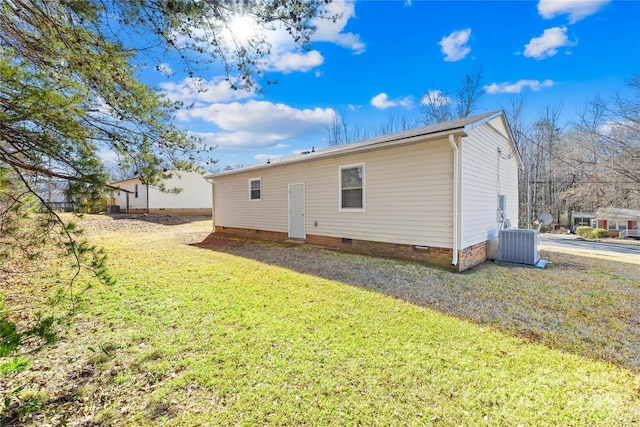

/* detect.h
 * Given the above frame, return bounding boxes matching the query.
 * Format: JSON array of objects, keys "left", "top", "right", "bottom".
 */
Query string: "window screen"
[
  {"left": 249, "top": 179, "right": 261, "bottom": 200},
  {"left": 340, "top": 165, "right": 363, "bottom": 209}
]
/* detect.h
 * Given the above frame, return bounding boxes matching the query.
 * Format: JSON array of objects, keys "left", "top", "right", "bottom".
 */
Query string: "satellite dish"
[
  {"left": 538, "top": 213, "right": 553, "bottom": 225},
  {"left": 538, "top": 213, "right": 553, "bottom": 230}
]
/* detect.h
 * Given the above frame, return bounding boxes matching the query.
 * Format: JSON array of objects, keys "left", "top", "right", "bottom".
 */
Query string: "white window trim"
[
  {"left": 608, "top": 220, "right": 627, "bottom": 230},
  {"left": 248, "top": 177, "right": 261, "bottom": 201},
  {"left": 338, "top": 163, "right": 365, "bottom": 212}
]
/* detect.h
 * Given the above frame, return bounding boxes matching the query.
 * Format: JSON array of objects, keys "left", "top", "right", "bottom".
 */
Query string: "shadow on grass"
[
  {"left": 0, "top": 362, "right": 112, "bottom": 427},
  {"left": 192, "top": 234, "right": 640, "bottom": 372}
]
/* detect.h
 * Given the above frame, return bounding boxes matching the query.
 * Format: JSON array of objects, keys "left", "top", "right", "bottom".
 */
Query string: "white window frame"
[
  {"left": 608, "top": 220, "right": 627, "bottom": 230},
  {"left": 338, "top": 163, "right": 365, "bottom": 212},
  {"left": 249, "top": 177, "right": 261, "bottom": 201}
]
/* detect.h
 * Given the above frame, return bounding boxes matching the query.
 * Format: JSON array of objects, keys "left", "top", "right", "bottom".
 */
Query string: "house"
[
  {"left": 37, "top": 185, "right": 75, "bottom": 212},
  {"left": 571, "top": 211, "right": 597, "bottom": 230},
  {"left": 110, "top": 171, "right": 212, "bottom": 215},
  {"left": 205, "top": 111, "right": 521, "bottom": 272},
  {"left": 595, "top": 207, "right": 640, "bottom": 237}
]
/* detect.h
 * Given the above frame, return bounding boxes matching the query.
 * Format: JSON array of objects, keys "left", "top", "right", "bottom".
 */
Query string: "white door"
[{"left": 288, "top": 183, "right": 305, "bottom": 239}]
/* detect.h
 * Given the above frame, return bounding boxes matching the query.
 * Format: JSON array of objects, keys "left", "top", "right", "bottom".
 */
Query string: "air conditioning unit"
[{"left": 498, "top": 229, "right": 540, "bottom": 265}]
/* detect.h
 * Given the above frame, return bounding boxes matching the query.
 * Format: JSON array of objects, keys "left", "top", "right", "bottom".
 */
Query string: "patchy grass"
[{"left": 1, "top": 215, "right": 639, "bottom": 426}]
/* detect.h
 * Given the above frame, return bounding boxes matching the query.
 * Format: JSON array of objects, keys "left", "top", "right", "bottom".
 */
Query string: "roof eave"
[{"left": 205, "top": 127, "right": 467, "bottom": 179}]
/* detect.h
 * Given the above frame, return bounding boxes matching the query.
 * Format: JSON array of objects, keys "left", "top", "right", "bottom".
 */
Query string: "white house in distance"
[
  {"left": 205, "top": 111, "right": 521, "bottom": 272},
  {"left": 110, "top": 171, "right": 212, "bottom": 215}
]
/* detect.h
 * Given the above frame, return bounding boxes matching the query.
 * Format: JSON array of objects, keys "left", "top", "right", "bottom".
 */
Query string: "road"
[{"left": 539, "top": 235, "right": 640, "bottom": 257}]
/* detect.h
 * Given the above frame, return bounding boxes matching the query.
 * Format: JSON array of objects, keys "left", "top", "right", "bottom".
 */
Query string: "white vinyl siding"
[
  {"left": 212, "top": 114, "right": 520, "bottom": 252},
  {"left": 112, "top": 172, "right": 212, "bottom": 211},
  {"left": 213, "top": 140, "right": 455, "bottom": 248},
  {"left": 147, "top": 172, "right": 211, "bottom": 209},
  {"left": 113, "top": 180, "right": 147, "bottom": 211},
  {"left": 461, "top": 116, "right": 519, "bottom": 247}
]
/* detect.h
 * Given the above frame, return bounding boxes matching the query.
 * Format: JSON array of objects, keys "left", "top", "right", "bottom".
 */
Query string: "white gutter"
[{"left": 449, "top": 134, "right": 459, "bottom": 266}]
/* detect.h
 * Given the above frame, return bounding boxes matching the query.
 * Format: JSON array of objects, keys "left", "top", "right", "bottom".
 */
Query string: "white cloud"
[
  {"left": 160, "top": 77, "right": 255, "bottom": 105},
  {"left": 371, "top": 93, "right": 395, "bottom": 109},
  {"left": 99, "top": 149, "right": 120, "bottom": 167},
  {"left": 155, "top": 63, "right": 174, "bottom": 76},
  {"left": 524, "top": 27, "right": 576, "bottom": 59},
  {"left": 269, "top": 50, "right": 324, "bottom": 74},
  {"left": 256, "top": 0, "right": 363, "bottom": 74},
  {"left": 484, "top": 79, "right": 555, "bottom": 94},
  {"left": 398, "top": 98, "right": 413, "bottom": 108},
  {"left": 310, "top": 0, "right": 365, "bottom": 54},
  {"left": 538, "top": 0, "right": 610, "bottom": 23},
  {"left": 439, "top": 29, "right": 472, "bottom": 62},
  {"left": 371, "top": 93, "right": 414, "bottom": 110},
  {"left": 184, "top": 101, "right": 335, "bottom": 150},
  {"left": 420, "top": 90, "right": 452, "bottom": 107},
  {"left": 172, "top": 1, "right": 363, "bottom": 77}
]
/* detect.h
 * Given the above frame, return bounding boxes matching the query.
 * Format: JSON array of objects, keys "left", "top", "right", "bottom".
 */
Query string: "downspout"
[
  {"left": 449, "top": 134, "right": 459, "bottom": 267},
  {"left": 205, "top": 177, "right": 215, "bottom": 232}
]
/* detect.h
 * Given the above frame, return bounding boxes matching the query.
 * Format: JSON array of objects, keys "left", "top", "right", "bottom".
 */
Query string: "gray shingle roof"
[{"left": 208, "top": 110, "right": 503, "bottom": 177}]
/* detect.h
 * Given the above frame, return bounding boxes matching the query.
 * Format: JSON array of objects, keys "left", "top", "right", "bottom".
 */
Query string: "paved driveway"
[{"left": 539, "top": 234, "right": 640, "bottom": 256}]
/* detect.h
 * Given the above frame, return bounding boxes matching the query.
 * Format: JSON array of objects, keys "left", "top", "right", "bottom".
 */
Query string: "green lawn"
[{"left": 2, "top": 216, "right": 639, "bottom": 426}]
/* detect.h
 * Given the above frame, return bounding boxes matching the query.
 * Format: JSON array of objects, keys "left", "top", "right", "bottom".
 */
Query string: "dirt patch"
[
  {"left": 191, "top": 233, "right": 252, "bottom": 249},
  {"left": 109, "top": 213, "right": 211, "bottom": 226}
]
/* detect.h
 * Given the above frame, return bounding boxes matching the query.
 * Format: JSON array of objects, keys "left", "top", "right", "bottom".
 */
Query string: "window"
[
  {"left": 339, "top": 164, "right": 364, "bottom": 210},
  {"left": 608, "top": 221, "right": 627, "bottom": 230},
  {"left": 574, "top": 217, "right": 591, "bottom": 227},
  {"left": 249, "top": 178, "right": 261, "bottom": 201},
  {"left": 134, "top": 184, "right": 139, "bottom": 198}
]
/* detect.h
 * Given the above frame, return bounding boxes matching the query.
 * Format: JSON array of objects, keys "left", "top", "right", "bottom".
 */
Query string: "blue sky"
[{"left": 133, "top": 0, "right": 640, "bottom": 171}]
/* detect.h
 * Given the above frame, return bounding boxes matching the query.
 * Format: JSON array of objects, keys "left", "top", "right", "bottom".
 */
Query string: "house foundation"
[{"left": 213, "top": 226, "right": 486, "bottom": 272}]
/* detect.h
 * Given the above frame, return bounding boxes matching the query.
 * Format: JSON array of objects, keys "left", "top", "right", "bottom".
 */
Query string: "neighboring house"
[
  {"left": 205, "top": 111, "right": 521, "bottom": 272},
  {"left": 36, "top": 179, "right": 75, "bottom": 212},
  {"left": 596, "top": 207, "right": 640, "bottom": 237},
  {"left": 110, "top": 171, "right": 212, "bottom": 215},
  {"left": 571, "top": 212, "right": 597, "bottom": 229},
  {"left": 38, "top": 190, "right": 75, "bottom": 212}
]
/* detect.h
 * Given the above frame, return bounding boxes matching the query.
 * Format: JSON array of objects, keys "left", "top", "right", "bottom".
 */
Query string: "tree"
[
  {"left": 502, "top": 94, "right": 531, "bottom": 226},
  {"left": 325, "top": 110, "right": 370, "bottom": 146},
  {"left": 420, "top": 68, "right": 485, "bottom": 124},
  {"left": 575, "top": 76, "right": 640, "bottom": 203},
  {"left": 1, "top": 0, "right": 335, "bottom": 355},
  {"left": 376, "top": 111, "right": 419, "bottom": 136}
]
